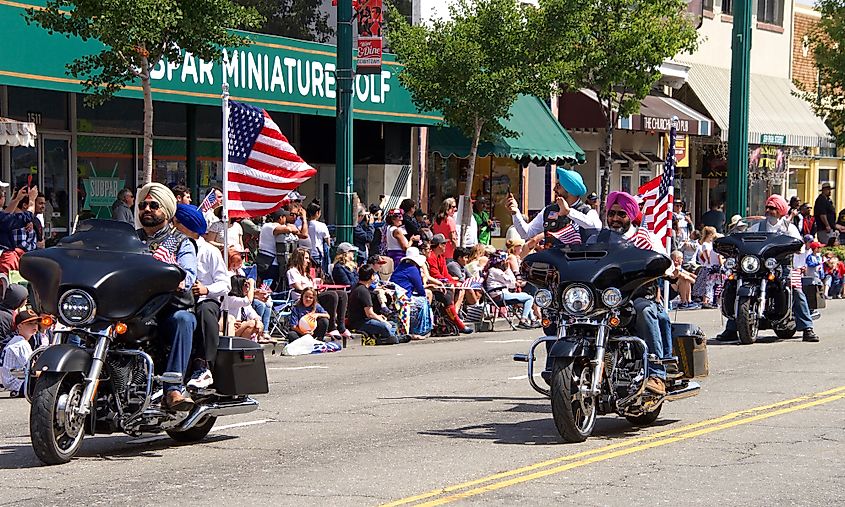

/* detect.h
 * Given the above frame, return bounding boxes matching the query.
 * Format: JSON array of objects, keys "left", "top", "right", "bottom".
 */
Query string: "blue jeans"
[
  {"left": 502, "top": 289, "right": 534, "bottom": 322},
  {"left": 161, "top": 309, "right": 197, "bottom": 392},
  {"left": 355, "top": 318, "right": 397, "bottom": 338},
  {"left": 252, "top": 299, "right": 272, "bottom": 331},
  {"left": 725, "top": 282, "right": 814, "bottom": 333},
  {"left": 632, "top": 298, "right": 673, "bottom": 380}
]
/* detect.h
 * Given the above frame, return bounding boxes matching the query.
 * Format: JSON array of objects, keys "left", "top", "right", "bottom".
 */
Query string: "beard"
[
  {"left": 140, "top": 212, "right": 166, "bottom": 227},
  {"left": 608, "top": 222, "right": 629, "bottom": 233},
  {"left": 766, "top": 215, "right": 780, "bottom": 226}
]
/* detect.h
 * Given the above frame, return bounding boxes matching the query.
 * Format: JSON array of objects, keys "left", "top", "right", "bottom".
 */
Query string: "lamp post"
[
  {"left": 726, "top": 0, "right": 752, "bottom": 218},
  {"left": 335, "top": 0, "right": 354, "bottom": 243}
]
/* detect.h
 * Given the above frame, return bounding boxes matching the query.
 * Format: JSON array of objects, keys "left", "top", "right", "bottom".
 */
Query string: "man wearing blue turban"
[{"left": 507, "top": 167, "right": 601, "bottom": 245}]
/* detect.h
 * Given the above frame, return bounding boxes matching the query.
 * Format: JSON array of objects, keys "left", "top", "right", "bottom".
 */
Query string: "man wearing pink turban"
[{"left": 716, "top": 194, "right": 819, "bottom": 343}]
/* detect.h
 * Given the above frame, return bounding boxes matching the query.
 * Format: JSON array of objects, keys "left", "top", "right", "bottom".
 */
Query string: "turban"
[
  {"left": 175, "top": 204, "right": 207, "bottom": 235},
  {"left": 766, "top": 194, "right": 789, "bottom": 218},
  {"left": 606, "top": 191, "right": 639, "bottom": 221},
  {"left": 137, "top": 182, "right": 177, "bottom": 221},
  {"left": 556, "top": 167, "right": 588, "bottom": 197}
]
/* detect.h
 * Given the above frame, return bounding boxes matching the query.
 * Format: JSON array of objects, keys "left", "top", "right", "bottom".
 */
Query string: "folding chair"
[
  {"left": 478, "top": 286, "right": 519, "bottom": 331},
  {"left": 267, "top": 289, "right": 296, "bottom": 338}
]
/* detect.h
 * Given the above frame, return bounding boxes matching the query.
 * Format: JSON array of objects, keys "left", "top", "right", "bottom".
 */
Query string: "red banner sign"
[{"left": 356, "top": 0, "right": 383, "bottom": 74}]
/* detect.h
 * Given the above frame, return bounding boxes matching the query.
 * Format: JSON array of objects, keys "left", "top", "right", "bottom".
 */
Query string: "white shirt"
[
  {"left": 386, "top": 225, "right": 407, "bottom": 251},
  {"left": 512, "top": 202, "right": 603, "bottom": 239},
  {"left": 195, "top": 236, "right": 231, "bottom": 302},
  {"left": 308, "top": 220, "right": 331, "bottom": 260},
  {"left": 695, "top": 241, "right": 720, "bottom": 268},
  {"left": 1, "top": 335, "right": 32, "bottom": 393},
  {"left": 223, "top": 269, "right": 260, "bottom": 322},
  {"left": 750, "top": 218, "right": 805, "bottom": 266},
  {"left": 227, "top": 222, "right": 243, "bottom": 250},
  {"left": 258, "top": 222, "right": 279, "bottom": 256},
  {"left": 462, "top": 217, "right": 478, "bottom": 248},
  {"left": 287, "top": 266, "right": 314, "bottom": 290},
  {"left": 486, "top": 267, "right": 517, "bottom": 291}
]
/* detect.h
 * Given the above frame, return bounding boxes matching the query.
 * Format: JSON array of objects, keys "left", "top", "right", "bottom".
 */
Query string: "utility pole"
[
  {"left": 726, "top": 0, "right": 752, "bottom": 218},
  {"left": 335, "top": 0, "right": 354, "bottom": 244}
]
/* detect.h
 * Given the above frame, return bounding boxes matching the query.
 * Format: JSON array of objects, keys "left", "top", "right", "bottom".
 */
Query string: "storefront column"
[
  {"left": 186, "top": 104, "right": 197, "bottom": 201},
  {"left": 520, "top": 162, "right": 529, "bottom": 212},
  {"left": 838, "top": 149, "right": 845, "bottom": 209},
  {"left": 808, "top": 155, "right": 820, "bottom": 204},
  {"left": 419, "top": 127, "right": 428, "bottom": 205},
  {"left": 410, "top": 127, "right": 420, "bottom": 203}
]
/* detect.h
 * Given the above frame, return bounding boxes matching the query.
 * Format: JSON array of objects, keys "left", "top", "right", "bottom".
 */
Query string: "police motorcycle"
[
  {"left": 513, "top": 232, "right": 707, "bottom": 442},
  {"left": 20, "top": 220, "right": 269, "bottom": 465},
  {"left": 714, "top": 217, "right": 805, "bottom": 345}
]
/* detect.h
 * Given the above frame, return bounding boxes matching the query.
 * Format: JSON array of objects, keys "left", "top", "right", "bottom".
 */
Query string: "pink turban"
[
  {"left": 606, "top": 191, "right": 639, "bottom": 221},
  {"left": 766, "top": 194, "right": 789, "bottom": 217}
]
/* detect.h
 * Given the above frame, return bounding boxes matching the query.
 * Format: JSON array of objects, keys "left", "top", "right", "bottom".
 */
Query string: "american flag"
[
  {"left": 638, "top": 145, "right": 675, "bottom": 248},
  {"left": 226, "top": 100, "right": 317, "bottom": 218},
  {"left": 547, "top": 223, "right": 582, "bottom": 245},
  {"left": 152, "top": 235, "right": 179, "bottom": 265},
  {"left": 460, "top": 276, "right": 483, "bottom": 289},
  {"left": 198, "top": 190, "right": 218, "bottom": 212}
]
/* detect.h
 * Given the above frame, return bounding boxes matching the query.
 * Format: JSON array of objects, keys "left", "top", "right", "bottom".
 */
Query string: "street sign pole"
[
  {"left": 726, "top": 0, "right": 752, "bottom": 218},
  {"left": 335, "top": 0, "right": 354, "bottom": 244}
]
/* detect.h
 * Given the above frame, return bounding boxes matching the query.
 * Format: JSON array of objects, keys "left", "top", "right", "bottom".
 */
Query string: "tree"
[
  {"left": 27, "top": 0, "right": 263, "bottom": 185},
  {"left": 236, "top": 0, "right": 334, "bottom": 42},
  {"left": 809, "top": 0, "right": 845, "bottom": 145},
  {"left": 387, "top": 0, "right": 551, "bottom": 245},
  {"left": 542, "top": 0, "right": 698, "bottom": 209}
]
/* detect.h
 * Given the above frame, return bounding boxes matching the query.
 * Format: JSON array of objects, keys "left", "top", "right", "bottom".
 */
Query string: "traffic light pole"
[
  {"left": 335, "top": 0, "right": 354, "bottom": 244},
  {"left": 726, "top": 0, "right": 752, "bottom": 218}
]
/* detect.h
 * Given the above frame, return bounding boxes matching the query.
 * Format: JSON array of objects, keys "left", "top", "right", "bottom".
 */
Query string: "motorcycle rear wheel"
[
  {"left": 550, "top": 359, "right": 596, "bottom": 443},
  {"left": 166, "top": 416, "right": 217, "bottom": 443},
  {"left": 774, "top": 321, "right": 797, "bottom": 340},
  {"left": 30, "top": 372, "right": 86, "bottom": 465},
  {"left": 736, "top": 298, "right": 758, "bottom": 345},
  {"left": 626, "top": 405, "right": 662, "bottom": 426}
]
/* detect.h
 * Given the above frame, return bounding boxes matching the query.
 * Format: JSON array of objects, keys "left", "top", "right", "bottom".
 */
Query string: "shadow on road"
[{"left": 0, "top": 434, "right": 235, "bottom": 469}]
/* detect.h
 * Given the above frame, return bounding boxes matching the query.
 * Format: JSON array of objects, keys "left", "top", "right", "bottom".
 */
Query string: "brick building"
[{"left": 793, "top": 5, "right": 821, "bottom": 95}]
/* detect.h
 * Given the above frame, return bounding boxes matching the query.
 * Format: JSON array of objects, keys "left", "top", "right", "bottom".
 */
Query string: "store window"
[
  {"left": 819, "top": 168, "right": 836, "bottom": 190},
  {"left": 639, "top": 172, "right": 652, "bottom": 190},
  {"left": 757, "top": 0, "right": 783, "bottom": 26},
  {"left": 77, "top": 96, "right": 143, "bottom": 134},
  {"left": 703, "top": 0, "right": 714, "bottom": 11},
  {"left": 11, "top": 146, "right": 37, "bottom": 191},
  {"left": 77, "top": 136, "right": 136, "bottom": 220},
  {"left": 7, "top": 87, "right": 69, "bottom": 131},
  {"left": 722, "top": 0, "right": 732, "bottom": 15},
  {"left": 621, "top": 174, "right": 633, "bottom": 194}
]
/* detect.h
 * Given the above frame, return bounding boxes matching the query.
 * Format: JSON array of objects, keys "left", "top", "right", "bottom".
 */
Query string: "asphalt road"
[{"left": 1, "top": 303, "right": 844, "bottom": 506}]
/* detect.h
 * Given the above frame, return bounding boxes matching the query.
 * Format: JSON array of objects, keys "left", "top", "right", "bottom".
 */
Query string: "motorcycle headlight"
[
  {"left": 740, "top": 256, "right": 760, "bottom": 273},
  {"left": 764, "top": 258, "right": 778, "bottom": 270},
  {"left": 58, "top": 290, "right": 96, "bottom": 326},
  {"left": 534, "top": 289, "right": 553, "bottom": 309},
  {"left": 602, "top": 288, "right": 623, "bottom": 308},
  {"left": 725, "top": 258, "right": 737, "bottom": 270},
  {"left": 562, "top": 285, "right": 593, "bottom": 315}
]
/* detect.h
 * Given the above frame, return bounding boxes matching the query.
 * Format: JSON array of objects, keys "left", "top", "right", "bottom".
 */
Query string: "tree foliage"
[
  {"left": 235, "top": 0, "right": 333, "bottom": 42},
  {"left": 810, "top": 0, "right": 845, "bottom": 145},
  {"left": 27, "top": 0, "right": 263, "bottom": 184}
]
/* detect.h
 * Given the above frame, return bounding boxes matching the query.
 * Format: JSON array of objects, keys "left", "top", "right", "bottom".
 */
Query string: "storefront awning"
[
  {"left": 0, "top": 118, "right": 36, "bottom": 147},
  {"left": 429, "top": 95, "right": 586, "bottom": 165},
  {"left": 683, "top": 63, "right": 833, "bottom": 148}
]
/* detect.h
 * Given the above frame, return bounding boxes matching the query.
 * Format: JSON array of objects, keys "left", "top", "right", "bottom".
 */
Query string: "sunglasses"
[
  {"left": 138, "top": 201, "right": 161, "bottom": 211},
  {"left": 606, "top": 209, "right": 628, "bottom": 219},
  {"left": 765, "top": 206, "right": 778, "bottom": 211}
]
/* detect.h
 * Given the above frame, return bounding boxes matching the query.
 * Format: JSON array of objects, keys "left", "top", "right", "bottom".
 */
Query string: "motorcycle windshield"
[
  {"left": 20, "top": 219, "right": 185, "bottom": 321},
  {"left": 523, "top": 231, "right": 671, "bottom": 296},
  {"left": 714, "top": 230, "right": 803, "bottom": 259}
]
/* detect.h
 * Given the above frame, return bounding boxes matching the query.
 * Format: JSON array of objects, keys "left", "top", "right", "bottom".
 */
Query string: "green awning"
[{"left": 429, "top": 95, "right": 586, "bottom": 165}]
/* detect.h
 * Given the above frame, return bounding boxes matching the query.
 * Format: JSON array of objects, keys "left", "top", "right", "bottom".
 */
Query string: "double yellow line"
[{"left": 382, "top": 385, "right": 845, "bottom": 507}]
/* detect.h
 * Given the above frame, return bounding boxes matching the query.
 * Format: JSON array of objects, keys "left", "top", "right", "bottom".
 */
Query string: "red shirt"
[{"left": 427, "top": 252, "right": 456, "bottom": 284}]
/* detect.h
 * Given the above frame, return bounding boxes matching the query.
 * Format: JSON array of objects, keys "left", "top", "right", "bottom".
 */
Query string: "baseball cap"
[
  {"left": 14, "top": 309, "right": 39, "bottom": 328},
  {"left": 803, "top": 234, "right": 814, "bottom": 243},
  {"left": 430, "top": 233, "right": 447, "bottom": 246},
  {"left": 586, "top": 192, "right": 598, "bottom": 202},
  {"left": 336, "top": 242, "right": 358, "bottom": 254},
  {"left": 288, "top": 190, "right": 306, "bottom": 201}
]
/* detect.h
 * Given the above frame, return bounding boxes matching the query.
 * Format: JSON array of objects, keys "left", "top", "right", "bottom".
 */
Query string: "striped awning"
[
  {"left": 0, "top": 117, "right": 36, "bottom": 147},
  {"left": 682, "top": 63, "right": 833, "bottom": 148}
]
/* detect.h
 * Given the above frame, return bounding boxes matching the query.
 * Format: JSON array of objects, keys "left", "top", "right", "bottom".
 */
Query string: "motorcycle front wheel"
[
  {"left": 736, "top": 298, "right": 759, "bottom": 345},
  {"left": 30, "top": 372, "right": 87, "bottom": 465},
  {"left": 550, "top": 358, "right": 597, "bottom": 443}
]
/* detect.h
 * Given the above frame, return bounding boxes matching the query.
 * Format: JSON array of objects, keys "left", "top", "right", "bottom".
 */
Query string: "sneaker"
[
  {"left": 802, "top": 329, "right": 819, "bottom": 342},
  {"left": 187, "top": 368, "right": 214, "bottom": 390},
  {"left": 397, "top": 334, "right": 412, "bottom": 344},
  {"left": 460, "top": 327, "right": 474, "bottom": 334},
  {"left": 328, "top": 330, "right": 342, "bottom": 338},
  {"left": 341, "top": 329, "right": 352, "bottom": 338}
]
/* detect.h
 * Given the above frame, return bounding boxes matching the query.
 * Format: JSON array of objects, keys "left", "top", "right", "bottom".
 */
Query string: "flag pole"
[
  {"left": 222, "top": 82, "right": 231, "bottom": 331},
  {"left": 664, "top": 116, "right": 678, "bottom": 311}
]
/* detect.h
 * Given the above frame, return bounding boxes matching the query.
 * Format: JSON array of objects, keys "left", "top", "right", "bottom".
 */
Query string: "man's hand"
[
  {"left": 506, "top": 193, "right": 519, "bottom": 215},
  {"left": 556, "top": 196, "right": 570, "bottom": 216},
  {"left": 27, "top": 185, "right": 38, "bottom": 203},
  {"left": 192, "top": 281, "right": 209, "bottom": 296}
]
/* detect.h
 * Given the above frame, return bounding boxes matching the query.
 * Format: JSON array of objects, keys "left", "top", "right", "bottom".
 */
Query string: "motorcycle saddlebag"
[
  {"left": 214, "top": 337, "right": 270, "bottom": 396},
  {"left": 802, "top": 277, "right": 825, "bottom": 310},
  {"left": 671, "top": 323, "right": 709, "bottom": 379}
]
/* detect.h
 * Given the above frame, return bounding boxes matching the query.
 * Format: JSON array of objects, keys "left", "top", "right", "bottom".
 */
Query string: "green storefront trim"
[{"left": 0, "top": 0, "right": 442, "bottom": 125}]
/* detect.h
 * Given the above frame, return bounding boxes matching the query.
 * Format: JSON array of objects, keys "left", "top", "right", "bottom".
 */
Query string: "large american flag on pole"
[
  {"left": 226, "top": 100, "right": 317, "bottom": 218},
  {"left": 638, "top": 146, "right": 675, "bottom": 248}
]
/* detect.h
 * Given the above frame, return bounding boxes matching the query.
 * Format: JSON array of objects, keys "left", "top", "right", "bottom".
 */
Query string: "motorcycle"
[
  {"left": 714, "top": 218, "right": 805, "bottom": 344},
  {"left": 20, "top": 220, "right": 269, "bottom": 465},
  {"left": 513, "top": 232, "right": 706, "bottom": 442}
]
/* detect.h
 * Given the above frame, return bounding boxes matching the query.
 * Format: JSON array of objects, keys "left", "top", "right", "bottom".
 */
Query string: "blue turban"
[
  {"left": 175, "top": 204, "right": 207, "bottom": 235},
  {"left": 555, "top": 167, "right": 587, "bottom": 197}
]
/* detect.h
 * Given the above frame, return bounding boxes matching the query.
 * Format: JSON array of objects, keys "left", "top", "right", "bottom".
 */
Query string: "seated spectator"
[
  {"left": 669, "top": 250, "right": 699, "bottom": 309},
  {"left": 389, "top": 247, "right": 435, "bottom": 335},
  {"left": 287, "top": 288, "right": 332, "bottom": 342},
  {"left": 447, "top": 247, "right": 480, "bottom": 305},
  {"left": 1, "top": 309, "right": 39, "bottom": 397},
  {"left": 464, "top": 244, "right": 490, "bottom": 278},
  {"left": 228, "top": 246, "right": 273, "bottom": 342},
  {"left": 331, "top": 242, "right": 360, "bottom": 286},
  {"left": 0, "top": 284, "right": 28, "bottom": 341},
  {"left": 287, "top": 247, "right": 350, "bottom": 340},
  {"left": 484, "top": 252, "right": 536, "bottom": 329},
  {"left": 224, "top": 275, "right": 264, "bottom": 340},
  {"left": 348, "top": 266, "right": 412, "bottom": 345},
  {"left": 205, "top": 206, "right": 244, "bottom": 253}
]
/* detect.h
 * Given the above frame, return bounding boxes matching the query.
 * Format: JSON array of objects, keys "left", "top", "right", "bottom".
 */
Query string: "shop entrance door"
[{"left": 41, "top": 137, "right": 71, "bottom": 245}]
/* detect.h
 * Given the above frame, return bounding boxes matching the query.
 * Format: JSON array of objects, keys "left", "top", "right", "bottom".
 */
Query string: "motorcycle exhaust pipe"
[
  {"left": 665, "top": 381, "right": 701, "bottom": 402},
  {"left": 178, "top": 397, "right": 259, "bottom": 431}
]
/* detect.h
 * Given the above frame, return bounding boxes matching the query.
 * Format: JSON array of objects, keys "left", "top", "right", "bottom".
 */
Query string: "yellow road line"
[{"left": 381, "top": 386, "right": 845, "bottom": 507}]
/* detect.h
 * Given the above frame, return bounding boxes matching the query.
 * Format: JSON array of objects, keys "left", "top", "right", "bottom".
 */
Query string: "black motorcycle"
[
  {"left": 20, "top": 220, "right": 269, "bottom": 465},
  {"left": 513, "top": 233, "right": 706, "bottom": 442},
  {"left": 714, "top": 218, "right": 805, "bottom": 344}
]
